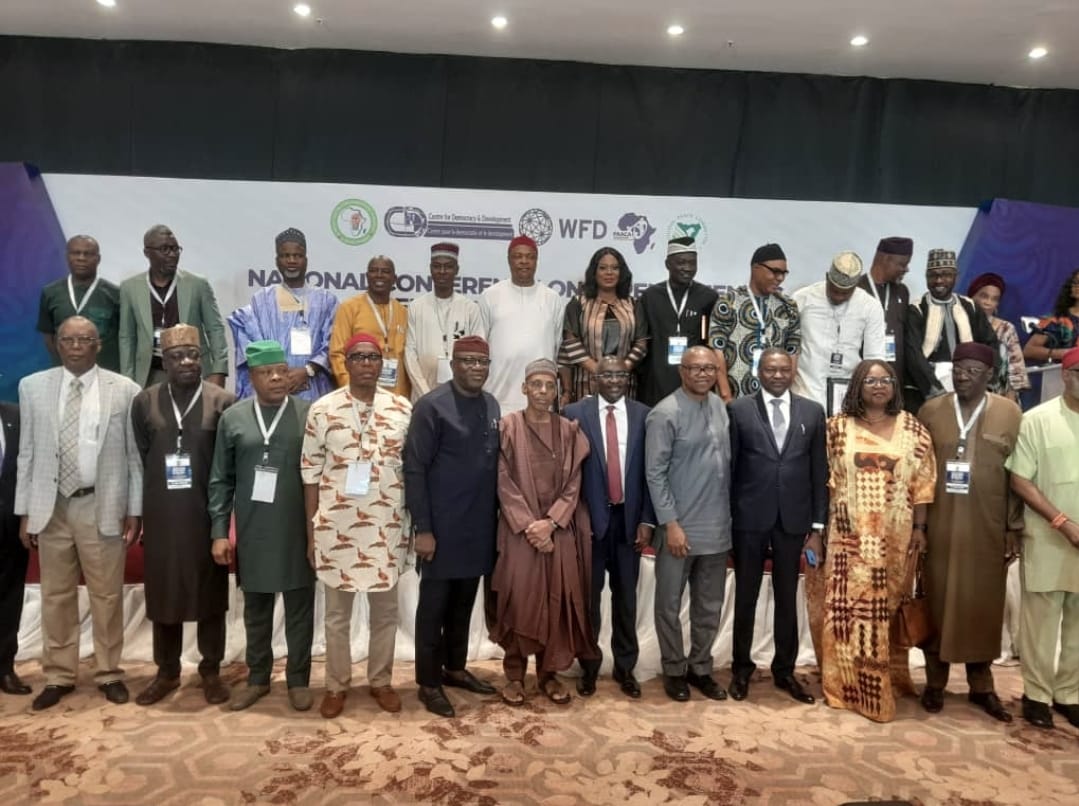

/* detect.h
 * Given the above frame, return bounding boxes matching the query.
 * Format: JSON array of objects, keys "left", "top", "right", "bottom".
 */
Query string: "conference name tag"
[
  {"left": 830, "top": 351, "right": 844, "bottom": 372},
  {"left": 153, "top": 327, "right": 163, "bottom": 354},
  {"left": 884, "top": 334, "right": 897, "bottom": 362},
  {"left": 379, "top": 358, "right": 399, "bottom": 388},
  {"left": 436, "top": 356, "right": 453, "bottom": 383},
  {"left": 345, "top": 460, "right": 372, "bottom": 497},
  {"left": 667, "top": 336, "right": 688, "bottom": 365},
  {"left": 945, "top": 460, "right": 971, "bottom": 495},
  {"left": 164, "top": 453, "right": 192, "bottom": 490},
  {"left": 290, "top": 327, "right": 312, "bottom": 356},
  {"left": 251, "top": 465, "right": 278, "bottom": 503}
]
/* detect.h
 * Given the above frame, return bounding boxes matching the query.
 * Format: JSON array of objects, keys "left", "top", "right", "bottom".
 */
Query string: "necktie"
[
  {"left": 605, "top": 405, "right": 623, "bottom": 504},
  {"left": 771, "top": 398, "right": 787, "bottom": 449},
  {"left": 58, "top": 378, "right": 83, "bottom": 496}
]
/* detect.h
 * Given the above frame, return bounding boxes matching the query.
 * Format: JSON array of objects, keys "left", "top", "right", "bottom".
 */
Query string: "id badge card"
[
  {"left": 884, "top": 333, "right": 897, "bottom": 362},
  {"left": 379, "top": 358, "right": 399, "bottom": 387},
  {"left": 153, "top": 327, "right": 163, "bottom": 355},
  {"left": 345, "top": 460, "right": 372, "bottom": 497},
  {"left": 751, "top": 346, "right": 763, "bottom": 377},
  {"left": 830, "top": 351, "right": 844, "bottom": 372},
  {"left": 290, "top": 326, "right": 312, "bottom": 356},
  {"left": 252, "top": 465, "right": 279, "bottom": 503},
  {"left": 164, "top": 453, "right": 192, "bottom": 490},
  {"left": 436, "top": 356, "right": 452, "bottom": 383},
  {"left": 945, "top": 460, "right": 971, "bottom": 494},
  {"left": 667, "top": 336, "right": 688, "bottom": 365}
]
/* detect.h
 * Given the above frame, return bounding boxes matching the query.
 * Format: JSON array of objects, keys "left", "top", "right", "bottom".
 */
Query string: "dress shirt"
[
  {"left": 58, "top": 366, "right": 101, "bottom": 487},
  {"left": 597, "top": 395, "right": 628, "bottom": 489}
]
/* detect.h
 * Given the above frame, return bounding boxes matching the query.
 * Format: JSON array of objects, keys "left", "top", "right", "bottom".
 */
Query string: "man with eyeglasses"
[
  {"left": 858, "top": 236, "right": 915, "bottom": 384},
  {"left": 646, "top": 346, "right": 732, "bottom": 702},
  {"left": 129, "top": 325, "right": 236, "bottom": 707},
  {"left": 303, "top": 333, "right": 412, "bottom": 718},
  {"left": 38, "top": 235, "right": 121, "bottom": 373},
  {"left": 404, "top": 243, "right": 484, "bottom": 402},
  {"left": 1004, "top": 346, "right": 1079, "bottom": 730},
  {"left": 904, "top": 249, "right": 997, "bottom": 412},
  {"left": 709, "top": 243, "right": 801, "bottom": 401},
  {"left": 404, "top": 336, "right": 500, "bottom": 717},
  {"left": 228, "top": 228, "right": 338, "bottom": 402},
  {"left": 564, "top": 356, "right": 655, "bottom": 699},
  {"left": 15, "top": 316, "right": 142, "bottom": 710},
  {"left": 118, "top": 225, "right": 228, "bottom": 389},
  {"left": 916, "top": 341, "right": 1022, "bottom": 723}
]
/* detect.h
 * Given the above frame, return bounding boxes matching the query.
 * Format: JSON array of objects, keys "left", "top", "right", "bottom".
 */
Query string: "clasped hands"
[{"left": 524, "top": 518, "right": 556, "bottom": 553}]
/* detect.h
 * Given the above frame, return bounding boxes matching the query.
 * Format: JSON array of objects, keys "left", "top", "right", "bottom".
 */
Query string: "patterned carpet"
[{"left": 1, "top": 660, "right": 1076, "bottom": 805}]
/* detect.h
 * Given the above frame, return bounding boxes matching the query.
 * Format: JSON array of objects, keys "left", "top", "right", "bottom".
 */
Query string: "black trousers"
[
  {"left": 581, "top": 505, "right": 640, "bottom": 677},
  {"left": 152, "top": 615, "right": 226, "bottom": 679},
  {"left": 0, "top": 515, "right": 28, "bottom": 673},
  {"left": 244, "top": 587, "right": 315, "bottom": 688},
  {"left": 732, "top": 525, "right": 803, "bottom": 680},
  {"left": 415, "top": 575, "right": 481, "bottom": 687}
]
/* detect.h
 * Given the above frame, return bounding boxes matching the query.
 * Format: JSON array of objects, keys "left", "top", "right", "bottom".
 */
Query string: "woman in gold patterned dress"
[{"left": 810, "top": 359, "right": 937, "bottom": 722}]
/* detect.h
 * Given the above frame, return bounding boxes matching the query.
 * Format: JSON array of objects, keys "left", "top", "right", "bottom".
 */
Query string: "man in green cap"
[{"left": 208, "top": 339, "right": 316, "bottom": 711}]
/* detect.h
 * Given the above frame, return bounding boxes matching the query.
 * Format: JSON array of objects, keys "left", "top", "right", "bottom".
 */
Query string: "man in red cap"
[
  {"left": 478, "top": 235, "right": 565, "bottom": 413},
  {"left": 302, "top": 332, "right": 412, "bottom": 718},
  {"left": 404, "top": 242, "right": 484, "bottom": 401},
  {"left": 917, "top": 341, "right": 1022, "bottom": 722},
  {"left": 1005, "top": 345, "right": 1079, "bottom": 729}
]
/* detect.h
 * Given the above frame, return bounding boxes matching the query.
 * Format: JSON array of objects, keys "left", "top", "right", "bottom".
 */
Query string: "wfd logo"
[{"left": 331, "top": 199, "right": 378, "bottom": 246}]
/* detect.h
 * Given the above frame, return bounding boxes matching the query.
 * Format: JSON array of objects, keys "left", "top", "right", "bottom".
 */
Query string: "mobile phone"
[{"left": 805, "top": 548, "right": 818, "bottom": 568}]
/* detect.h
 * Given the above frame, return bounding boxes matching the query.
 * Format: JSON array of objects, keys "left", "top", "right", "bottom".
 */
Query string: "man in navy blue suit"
[
  {"left": 564, "top": 356, "right": 655, "bottom": 698},
  {"left": 727, "top": 348, "right": 827, "bottom": 705},
  {"left": 0, "top": 401, "right": 30, "bottom": 696}
]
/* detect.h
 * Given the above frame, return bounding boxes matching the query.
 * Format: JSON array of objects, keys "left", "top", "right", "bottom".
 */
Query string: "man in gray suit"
[
  {"left": 16, "top": 316, "right": 143, "bottom": 710},
  {"left": 118, "top": 224, "right": 229, "bottom": 388},
  {"left": 646, "top": 345, "right": 733, "bottom": 702}
]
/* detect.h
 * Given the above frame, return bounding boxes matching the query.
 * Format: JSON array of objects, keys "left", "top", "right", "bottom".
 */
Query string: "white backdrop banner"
[{"left": 44, "top": 174, "right": 976, "bottom": 320}]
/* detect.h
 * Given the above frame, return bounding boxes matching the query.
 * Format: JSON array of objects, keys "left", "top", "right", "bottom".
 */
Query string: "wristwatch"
[{"left": 305, "top": 363, "right": 316, "bottom": 378}]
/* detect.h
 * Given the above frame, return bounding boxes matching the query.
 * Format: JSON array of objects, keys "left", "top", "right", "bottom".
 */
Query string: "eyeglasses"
[
  {"left": 595, "top": 371, "right": 630, "bottom": 380},
  {"left": 57, "top": 336, "right": 99, "bottom": 347},
  {"left": 952, "top": 364, "right": 988, "bottom": 378},
  {"left": 346, "top": 352, "right": 382, "bottom": 364},
  {"left": 455, "top": 357, "right": 491, "bottom": 368},
  {"left": 680, "top": 364, "right": 718, "bottom": 375},
  {"left": 147, "top": 244, "right": 183, "bottom": 255},
  {"left": 755, "top": 263, "right": 790, "bottom": 279},
  {"left": 863, "top": 376, "right": 896, "bottom": 387}
]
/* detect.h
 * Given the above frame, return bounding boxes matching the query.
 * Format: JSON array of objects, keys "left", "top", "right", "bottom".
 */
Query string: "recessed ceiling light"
[
  {"left": 667, "top": 24, "right": 685, "bottom": 37},
  {"left": 850, "top": 35, "right": 869, "bottom": 47},
  {"left": 491, "top": 16, "right": 508, "bottom": 30},
  {"left": 1029, "top": 46, "right": 1048, "bottom": 59},
  {"left": 293, "top": 3, "right": 312, "bottom": 17},
  {"left": 96, "top": 0, "right": 116, "bottom": 7}
]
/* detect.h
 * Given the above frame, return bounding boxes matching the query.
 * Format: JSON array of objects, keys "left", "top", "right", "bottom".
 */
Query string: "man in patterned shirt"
[{"left": 708, "top": 243, "right": 801, "bottom": 401}]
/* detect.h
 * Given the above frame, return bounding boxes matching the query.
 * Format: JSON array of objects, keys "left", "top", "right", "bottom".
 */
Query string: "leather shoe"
[
  {"left": 320, "top": 690, "right": 347, "bottom": 719},
  {"left": 287, "top": 686, "right": 313, "bottom": 711},
  {"left": 0, "top": 671, "right": 32, "bottom": 695},
  {"left": 612, "top": 668, "right": 641, "bottom": 699},
  {"left": 729, "top": 676, "right": 750, "bottom": 702},
  {"left": 370, "top": 685, "right": 402, "bottom": 713},
  {"left": 201, "top": 674, "right": 230, "bottom": 705},
  {"left": 775, "top": 675, "right": 815, "bottom": 705},
  {"left": 419, "top": 685, "right": 456, "bottom": 718},
  {"left": 686, "top": 671, "right": 727, "bottom": 701},
  {"left": 135, "top": 676, "right": 180, "bottom": 706},
  {"left": 920, "top": 686, "right": 945, "bottom": 713},
  {"left": 229, "top": 684, "right": 270, "bottom": 711},
  {"left": 663, "top": 675, "right": 690, "bottom": 702},
  {"left": 99, "top": 680, "right": 129, "bottom": 704},
  {"left": 576, "top": 672, "right": 597, "bottom": 697},
  {"left": 32, "top": 684, "right": 75, "bottom": 711},
  {"left": 1022, "top": 695, "right": 1054, "bottom": 729},
  {"left": 1052, "top": 701, "right": 1079, "bottom": 728},
  {"left": 441, "top": 669, "right": 496, "bottom": 695},
  {"left": 970, "top": 691, "right": 1012, "bottom": 723}
]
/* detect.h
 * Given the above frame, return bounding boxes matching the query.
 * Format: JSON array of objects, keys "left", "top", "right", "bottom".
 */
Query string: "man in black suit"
[
  {"left": 0, "top": 402, "right": 30, "bottom": 695},
  {"left": 727, "top": 348, "right": 826, "bottom": 704},
  {"left": 564, "top": 356, "right": 655, "bottom": 698}
]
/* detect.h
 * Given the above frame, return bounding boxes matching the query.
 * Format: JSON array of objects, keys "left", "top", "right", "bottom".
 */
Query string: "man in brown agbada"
[{"left": 489, "top": 358, "right": 598, "bottom": 705}]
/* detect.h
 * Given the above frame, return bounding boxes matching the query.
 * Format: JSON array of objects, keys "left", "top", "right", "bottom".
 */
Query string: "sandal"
[
  {"left": 539, "top": 676, "right": 571, "bottom": 705},
  {"left": 500, "top": 681, "right": 526, "bottom": 706}
]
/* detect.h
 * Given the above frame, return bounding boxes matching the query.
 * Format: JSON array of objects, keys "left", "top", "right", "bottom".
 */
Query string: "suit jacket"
[
  {"left": 564, "top": 395, "right": 655, "bottom": 544},
  {"left": 728, "top": 390, "right": 827, "bottom": 535},
  {"left": 118, "top": 269, "right": 229, "bottom": 386},
  {"left": 15, "top": 367, "right": 143, "bottom": 535},
  {"left": 0, "top": 402, "right": 18, "bottom": 523}
]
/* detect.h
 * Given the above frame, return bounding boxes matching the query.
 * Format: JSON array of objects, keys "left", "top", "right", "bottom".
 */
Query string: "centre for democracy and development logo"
[
  {"left": 518, "top": 208, "right": 554, "bottom": 245},
  {"left": 668, "top": 213, "right": 708, "bottom": 245},
  {"left": 384, "top": 205, "right": 515, "bottom": 241},
  {"left": 331, "top": 199, "right": 378, "bottom": 246}
]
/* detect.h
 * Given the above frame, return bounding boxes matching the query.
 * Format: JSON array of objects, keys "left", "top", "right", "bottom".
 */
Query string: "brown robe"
[
  {"left": 918, "top": 392, "right": 1024, "bottom": 662},
  {"left": 489, "top": 411, "right": 599, "bottom": 672}
]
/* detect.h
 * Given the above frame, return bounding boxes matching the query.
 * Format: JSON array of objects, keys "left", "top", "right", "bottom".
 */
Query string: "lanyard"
[
  {"left": 363, "top": 295, "right": 395, "bottom": 339},
  {"left": 747, "top": 292, "right": 769, "bottom": 346},
  {"left": 254, "top": 397, "right": 290, "bottom": 462},
  {"left": 168, "top": 383, "right": 203, "bottom": 453},
  {"left": 434, "top": 296, "right": 456, "bottom": 356},
  {"left": 953, "top": 393, "right": 988, "bottom": 457},
  {"left": 146, "top": 275, "right": 178, "bottom": 325},
  {"left": 868, "top": 281, "right": 891, "bottom": 313},
  {"left": 666, "top": 282, "right": 689, "bottom": 335},
  {"left": 348, "top": 391, "right": 376, "bottom": 456},
  {"left": 68, "top": 276, "right": 100, "bottom": 315}
]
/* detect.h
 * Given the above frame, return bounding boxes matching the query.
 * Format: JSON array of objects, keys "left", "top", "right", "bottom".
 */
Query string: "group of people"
[{"left": 0, "top": 224, "right": 1076, "bottom": 733}]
